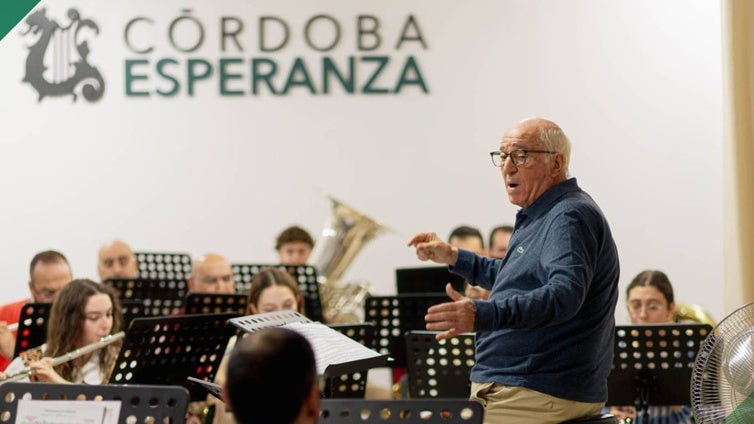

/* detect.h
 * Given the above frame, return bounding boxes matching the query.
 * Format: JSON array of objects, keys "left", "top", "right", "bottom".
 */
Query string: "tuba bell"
[
  {"left": 673, "top": 303, "right": 716, "bottom": 326},
  {"left": 315, "top": 196, "right": 387, "bottom": 324}
]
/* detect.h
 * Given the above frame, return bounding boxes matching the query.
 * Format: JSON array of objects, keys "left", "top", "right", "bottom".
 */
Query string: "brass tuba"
[
  {"left": 673, "top": 303, "right": 716, "bottom": 326},
  {"left": 316, "top": 196, "right": 387, "bottom": 324}
]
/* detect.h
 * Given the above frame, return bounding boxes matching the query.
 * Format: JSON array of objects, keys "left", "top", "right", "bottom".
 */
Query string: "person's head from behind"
[
  {"left": 28, "top": 250, "right": 73, "bottom": 303},
  {"left": 448, "top": 225, "right": 485, "bottom": 255},
  {"left": 188, "top": 253, "right": 236, "bottom": 294},
  {"left": 626, "top": 270, "right": 676, "bottom": 324},
  {"left": 46, "top": 279, "right": 121, "bottom": 381},
  {"left": 276, "top": 226, "right": 315, "bottom": 266},
  {"left": 493, "top": 117, "right": 570, "bottom": 208},
  {"left": 223, "top": 327, "right": 319, "bottom": 424},
  {"left": 488, "top": 225, "right": 514, "bottom": 259},
  {"left": 97, "top": 240, "right": 139, "bottom": 281},
  {"left": 247, "top": 268, "right": 303, "bottom": 314}
]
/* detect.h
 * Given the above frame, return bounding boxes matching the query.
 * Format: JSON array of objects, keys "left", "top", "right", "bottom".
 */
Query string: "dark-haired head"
[
  {"left": 223, "top": 327, "right": 319, "bottom": 424},
  {"left": 247, "top": 267, "right": 304, "bottom": 315},
  {"left": 626, "top": 270, "right": 676, "bottom": 324}
]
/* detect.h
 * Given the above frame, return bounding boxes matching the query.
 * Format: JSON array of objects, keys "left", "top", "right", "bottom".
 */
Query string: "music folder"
[{"left": 229, "top": 311, "right": 391, "bottom": 378}]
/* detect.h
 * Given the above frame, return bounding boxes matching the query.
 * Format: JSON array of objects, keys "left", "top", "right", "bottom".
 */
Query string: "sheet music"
[
  {"left": 285, "top": 321, "right": 383, "bottom": 376},
  {"left": 15, "top": 399, "right": 121, "bottom": 424}
]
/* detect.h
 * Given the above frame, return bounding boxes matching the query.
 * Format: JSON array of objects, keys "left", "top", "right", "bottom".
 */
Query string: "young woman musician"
[
  {"left": 609, "top": 270, "right": 694, "bottom": 424},
  {"left": 246, "top": 267, "right": 304, "bottom": 315},
  {"left": 1, "top": 278, "right": 122, "bottom": 384}
]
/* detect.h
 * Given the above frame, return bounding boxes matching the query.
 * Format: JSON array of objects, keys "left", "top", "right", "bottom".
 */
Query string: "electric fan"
[{"left": 691, "top": 301, "right": 754, "bottom": 423}]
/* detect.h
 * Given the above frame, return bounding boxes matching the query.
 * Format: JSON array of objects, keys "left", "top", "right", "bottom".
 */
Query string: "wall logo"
[{"left": 21, "top": 7, "right": 105, "bottom": 102}]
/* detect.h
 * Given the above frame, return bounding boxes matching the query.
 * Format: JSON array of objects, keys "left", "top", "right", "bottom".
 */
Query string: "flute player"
[{"left": 0, "top": 279, "right": 122, "bottom": 384}]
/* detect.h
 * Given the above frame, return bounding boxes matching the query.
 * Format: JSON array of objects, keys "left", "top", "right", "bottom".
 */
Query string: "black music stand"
[
  {"left": 104, "top": 278, "right": 187, "bottom": 317},
  {"left": 405, "top": 330, "right": 476, "bottom": 398},
  {"left": 12, "top": 302, "right": 51, "bottom": 358},
  {"left": 231, "top": 263, "right": 324, "bottom": 322},
  {"left": 606, "top": 323, "right": 712, "bottom": 421},
  {"left": 134, "top": 250, "right": 192, "bottom": 280},
  {"left": 395, "top": 266, "right": 466, "bottom": 294},
  {"left": 324, "top": 323, "right": 377, "bottom": 399},
  {"left": 0, "top": 382, "right": 189, "bottom": 423},
  {"left": 184, "top": 292, "right": 248, "bottom": 315},
  {"left": 319, "top": 398, "right": 484, "bottom": 423},
  {"left": 363, "top": 294, "right": 449, "bottom": 369},
  {"left": 108, "top": 313, "right": 238, "bottom": 402},
  {"left": 119, "top": 299, "right": 147, "bottom": 331}
]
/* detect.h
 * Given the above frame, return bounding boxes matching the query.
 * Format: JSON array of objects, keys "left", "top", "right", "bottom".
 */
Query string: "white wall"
[{"left": 0, "top": 0, "right": 723, "bottom": 325}]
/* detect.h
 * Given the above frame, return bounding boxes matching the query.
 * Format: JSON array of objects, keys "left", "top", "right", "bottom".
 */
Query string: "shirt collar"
[{"left": 517, "top": 177, "right": 579, "bottom": 222}]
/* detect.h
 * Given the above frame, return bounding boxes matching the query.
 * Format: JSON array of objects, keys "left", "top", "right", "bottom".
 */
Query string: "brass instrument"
[
  {"left": 673, "top": 303, "right": 716, "bottom": 326},
  {"left": 316, "top": 196, "right": 387, "bottom": 324},
  {"left": 0, "top": 331, "right": 125, "bottom": 384}
]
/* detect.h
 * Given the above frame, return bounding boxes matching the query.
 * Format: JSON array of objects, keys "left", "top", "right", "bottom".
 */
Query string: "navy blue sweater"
[{"left": 452, "top": 178, "right": 619, "bottom": 403}]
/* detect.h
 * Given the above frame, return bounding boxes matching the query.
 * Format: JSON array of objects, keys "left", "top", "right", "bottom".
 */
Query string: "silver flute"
[{"left": 0, "top": 331, "right": 125, "bottom": 384}]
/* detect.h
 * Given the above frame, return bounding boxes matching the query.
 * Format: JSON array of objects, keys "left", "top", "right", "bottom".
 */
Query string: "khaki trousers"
[{"left": 470, "top": 382, "right": 604, "bottom": 424}]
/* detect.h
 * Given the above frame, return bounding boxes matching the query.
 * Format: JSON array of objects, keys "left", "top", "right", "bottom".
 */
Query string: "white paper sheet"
[
  {"left": 285, "top": 321, "right": 383, "bottom": 376},
  {"left": 15, "top": 399, "right": 121, "bottom": 424}
]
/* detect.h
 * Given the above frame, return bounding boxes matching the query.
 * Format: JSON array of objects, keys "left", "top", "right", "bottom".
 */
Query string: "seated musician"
[
  {"left": 208, "top": 267, "right": 307, "bottom": 424},
  {"left": 609, "top": 270, "right": 694, "bottom": 424},
  {"left": 246, "top": 267, "right": 306, "bottom": 315},
  {"left": 222, "top": 327, "right": 319, "bottom": 424},
  {"left": 0, "top": 250, "right": 73, "bottom": 371},
  {"left": 187, "top": 253, "right": 236, "bottom": 295},
  {"left": 447, "top": 225, "right": 490, "bottom": 301},
  {"left": 97, "top": 239, "right": 139, "bottom": 281},
  {"left": 275, "top": 225, "right": 315, "bottom": 266},
  {"left": 183, "top": 253, "right": 237, "bottom": 423},
  {"left": 0, "top": 279, "right": 121, "bottom": 384}
]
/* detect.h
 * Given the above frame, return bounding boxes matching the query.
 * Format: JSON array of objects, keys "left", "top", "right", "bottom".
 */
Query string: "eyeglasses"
[
  {"left": 490, "top": 149, "right": 557, "bottom": 167},
  {"left": 627, "top": 302, "right": 666, "bottom": 314}
]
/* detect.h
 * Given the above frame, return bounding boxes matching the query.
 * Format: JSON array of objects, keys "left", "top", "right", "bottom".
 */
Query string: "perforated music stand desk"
[
  {"left": 119, "top": 299, "right": 147, "bottom": 331},
  {"left": 395, "top": 266, "right": 466, "bottom": 294},
  {"left": 364, "top": 294, "right": 449, "bottom": 369},
  {"left": 108, "top": 313, "right": 238, "bottom": 402},
  {"left": 231, "top": 263, "right": 324, "bottom": 322},
  {"left": 12, "top": 302, "right": 52, "bottom": 358},
  {"left": 405, "top": 330, "right": 476, "bottom": 398},
  {"left": 184, "top": 292, "right": 248, "bottom": 315},
  {"left": 134, "top": 250, "right": 192, "bottom": 280},
  {"left": 606, "top": 323, "right": 713, "bottom": 419},
  {"left": 0, "top": 382, "right": 189, "bottom": 423},
  {"left": 319, "top": 398, "right": 484, "bottom": 423},
  {"left": 104, "top": 278, "right": 187, "bottom": 317},
  {"left": 324, "top": 323, "right": 376, "bottom": 398}
]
